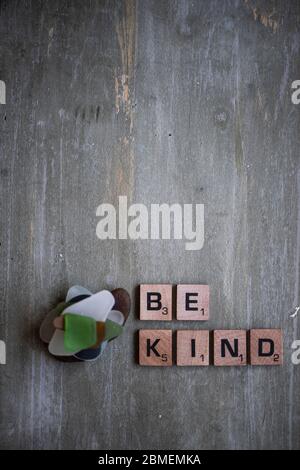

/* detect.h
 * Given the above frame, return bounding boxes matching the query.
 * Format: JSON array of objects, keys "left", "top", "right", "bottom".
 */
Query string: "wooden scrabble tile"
[
  {"left": 214, "top": 330, "right": 247, "bottom": 366},
  {"left": 140, "top": 284, "right": 172, "bottom": 321},
  {"left": 139, "top": 329, "right": 172, "bottom": 366},
  {"left": 250, "top": 329, "right": 283, "bottom": 365},
  {"left": 176, "top": 284, "right": 209, "bottom": 320},
  {"left": 176, "top": 330, "right": 210, "bottom": 366}
]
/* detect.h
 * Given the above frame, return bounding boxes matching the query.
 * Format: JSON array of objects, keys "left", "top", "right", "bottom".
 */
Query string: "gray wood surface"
[{"left": 0, "top": 0, "right": 300, "bottom": 450}]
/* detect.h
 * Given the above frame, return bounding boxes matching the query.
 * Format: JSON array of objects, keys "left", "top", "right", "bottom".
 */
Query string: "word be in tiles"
[
  {"left": 138, "top": 329, "right": 283, "bottom": 366},
  {"left": 140, "top": 284, "right": 209, "bottom": 321}
]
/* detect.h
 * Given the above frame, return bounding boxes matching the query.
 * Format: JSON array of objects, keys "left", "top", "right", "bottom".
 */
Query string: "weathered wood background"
[{"left": 0, "top": 0, "right": 300, "bottom": 450}]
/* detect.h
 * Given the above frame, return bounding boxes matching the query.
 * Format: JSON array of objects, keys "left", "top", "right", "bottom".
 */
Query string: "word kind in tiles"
[{"left": 138, "top": 284, "right": 283, "bottom": 367}]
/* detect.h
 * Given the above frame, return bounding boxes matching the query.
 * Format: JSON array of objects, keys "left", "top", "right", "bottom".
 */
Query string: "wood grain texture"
[
  {"left": 250, "top": 329, "right": 283, "bottom": 365},
  {"left": 214, "top": 330, "right": 247, "bottom": 366},
  {"left": 176, "top": 284, "right": 209, "bottom": 320},
  {"left": 139, "top": 329, "right": 172, "bottom": 366},
  {"left": 0, "top": 0, "right": 300, "bottom": 450},
  {"left": 176, "top": 330, "right": 210, "bottom": 366},
  {"left": 140, "top": 284, "right": 172, "bottom": 320}
]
